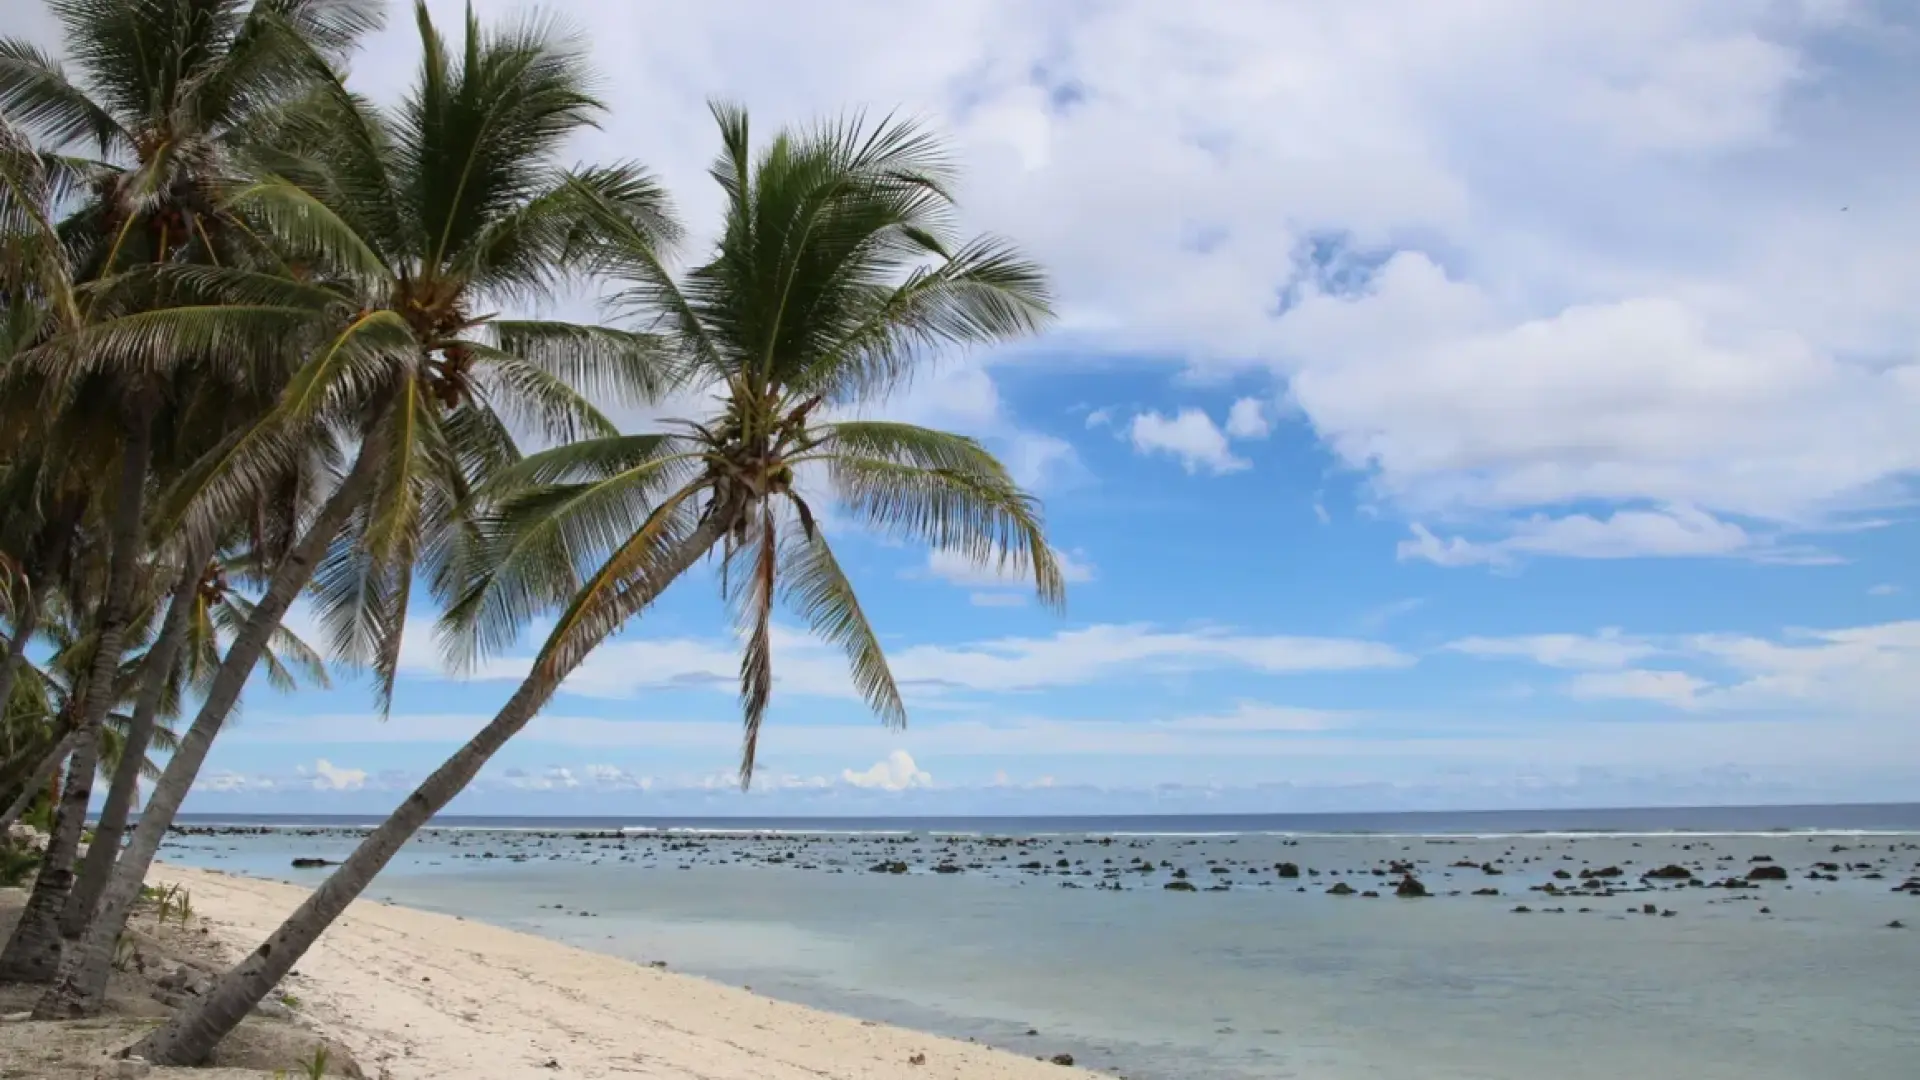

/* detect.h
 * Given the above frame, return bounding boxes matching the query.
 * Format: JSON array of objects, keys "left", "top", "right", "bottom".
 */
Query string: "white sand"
[{"left": 155, "top": 865, "right": 1098, "bottom": 1080}]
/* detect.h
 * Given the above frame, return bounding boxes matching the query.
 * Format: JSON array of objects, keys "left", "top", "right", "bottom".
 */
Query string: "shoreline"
[{"left": 147, "top": 864, "right": 1102, "bottom": 1080}]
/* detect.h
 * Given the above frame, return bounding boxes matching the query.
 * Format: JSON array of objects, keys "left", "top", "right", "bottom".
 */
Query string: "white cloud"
[
  {"left": 501, "top": 767, "right": 584, "bottom": 791},
  {"left": 1568, "top": 669, "right": 1709, "bottom": 708},
  {"left": 23, "top": 2, "right": 1920, "bottom": 559},
  {"left": 1224, "top": 397, "right": 1272, "bottom": 439},
  {"left": 884, "top": 623, "right": 1411, "bottom": 691},
  {"left": 924, "top": 546, "right": 1096, "bottom": 591},
  {"left": 1128, "top": 408, "right": 1247, "bottom": 474},
  {"left": 1869, "top": 583, "right": 1901, "bottom": 596},
  {"left": 406, "top": 620, "right": 1409, "bottom": 703},
  {"left": 583, "top": 764, "right": 653, "bottom": 790},
  {"left": 842, "top": 750, "right": 934, "bottom": 791},
  {"left": 307, "top": 759, "right": 367, "bottom": 792},
  {"left": 1356, "top": 597, "right": 1425, "bottom": 633},
  {"left": 1157, "top": 702, "right": 1343, "bottom": 732},
  {"left": 1446, "top": 629, "right": 1659, "bottom": 670},
  {"left": 1452, "top": 621, "right": 1920, "bottom": 716},
  {"left": 199, "top": 771, "right": 275, "bottom": 793},
  {"left": 1400, "top": 505, "right": 1762, "bottom": 567}
]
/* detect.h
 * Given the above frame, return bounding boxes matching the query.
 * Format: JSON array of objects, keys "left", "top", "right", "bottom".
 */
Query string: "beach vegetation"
[{"left": 0, "top": 0, "right": 1060, "bottom": 1065}]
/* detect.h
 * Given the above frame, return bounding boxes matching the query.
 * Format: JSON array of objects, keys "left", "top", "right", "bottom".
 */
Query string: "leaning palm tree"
[
  {"left": 135, "top": 103, "right": 1063, "bottom": 1065},
  {"left": 39, "top": 1, "right": 667, "bottom": 1018},
  {"left": 59, "top": 530, "right": 329, "bottom": 935}
]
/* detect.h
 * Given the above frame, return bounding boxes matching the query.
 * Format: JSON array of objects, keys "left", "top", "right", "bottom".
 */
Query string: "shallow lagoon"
[{"left": 160, "top": 812, "right": 1920, "bottom": 1079}]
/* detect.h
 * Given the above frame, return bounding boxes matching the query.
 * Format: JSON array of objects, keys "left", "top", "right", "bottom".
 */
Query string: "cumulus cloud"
[
  {"left": 841, "top": 750, "right": 933, "bottom": 791},
  {"left": 21, "top": 2, "right": 1919, "bottom": 559},
  {"left": 307, "top": 760, "right": 367, "bottom": 792},
  {"left": 1225, "top": 397, "right": 1272, "bottom": 440},
  {"left": 1128, "top": 408, "right": 1248, "bottom": 474}
]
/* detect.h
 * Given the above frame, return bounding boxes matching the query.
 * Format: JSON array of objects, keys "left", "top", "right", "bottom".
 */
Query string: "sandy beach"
[{"left": 130, "top": 865, "right": 1097, "bottom": 1080}]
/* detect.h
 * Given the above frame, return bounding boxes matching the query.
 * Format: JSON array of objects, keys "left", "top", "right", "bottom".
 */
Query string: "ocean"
[{"left": 156, "top": 804, "right": 1920, "bottom": 1079}]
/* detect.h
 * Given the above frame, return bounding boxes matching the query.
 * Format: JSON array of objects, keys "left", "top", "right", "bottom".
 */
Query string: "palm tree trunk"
[
  {"left": 59, "top": 556, "right": 202, "bottom": 936},
  {"left": 0, "top": 415, "right": 152, "bottom": 983},
  {"left": 0, "top": 732, "right": 77, "bottom": 835},
  {"left": 35, "top": 422, "right": 393, "bottom": 1018},
  {"left": 130, "top": 519, "right": 722, "bottom": 1065}
]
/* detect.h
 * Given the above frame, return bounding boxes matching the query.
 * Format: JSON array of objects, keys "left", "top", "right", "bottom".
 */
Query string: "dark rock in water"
[
  {"left": 1511, "top": 905, "right": 1532, "bottom": 913},
  {"left": 1050, "top": 1053, "right": 1075, "bottom": 1066},
  {"left": 1747, "top": 865, "right": 1788, "bottom": 881},
  {"left": 1582, "top": 865, "right": 1624, "bottom": 879},
  {"left": 1888, "top": 920, "right": 1907, "bottom": 930},
  {"left": 932, "top": 864, "right": 963, "bottom": 874},
  {"left": 1552, "top": 869, "right": 1572, "bottom": 880},
  {"left": 1275, "top": 862, "right": 1300, "bottom": 878},
  {"left": 1394, "top": 874, "right": 1429, "bottom": 898},
  {"left": 1759, "top": 907, "right": 1772, "bottom": 914},
  {"left": 1326, "top": 882, "right": 1356, "bottom": 896},
  {"left": 1481, "top": 863, "right": 1504, "bottom": 875},
  {"left": 1642, "top": 903, "right": 1659, "bottom": 915},
  {"left": 1164, "top": 881, "right": 1198, "bottom": 892},
  {"left": 1750, "top": 855, "right": 1775, "bottom": 863},
  {"left": 1472, "top": 887, "right": 1501, "bottom": 896},
  {"left": 290, "top": 857, "right": 335, "bottom": 868},
  {"left": 1360, "top": 890, "right": 1380, "bottom": 898},
  {"left": 1644, "top": 864, "right": 1693, "bottom": 880},
  {"left": 869, "top": 861, "right": 909, "bottom": 874}
]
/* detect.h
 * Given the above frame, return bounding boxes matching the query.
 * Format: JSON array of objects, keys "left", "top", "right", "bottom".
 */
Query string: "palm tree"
[
  {"left": 59, "top": 535, "right": 328, "bottom": 935},
  {"left": 0, "top": 0, "right": 383, "bottom": 981},
  {"left": 38, "top": 0, "right": 667, "bottom": 1018},
  {"left": 133, "top": 103, "right": 1063, "bottom": 1066},
  {"left": 0, "top": 105, "right": 88, "bottom": 763}
]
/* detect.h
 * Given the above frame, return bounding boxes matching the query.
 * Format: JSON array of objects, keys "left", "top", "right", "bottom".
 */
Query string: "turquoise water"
[{"left": 159, "top": 815, "right": 1920, "bottom": 1078}]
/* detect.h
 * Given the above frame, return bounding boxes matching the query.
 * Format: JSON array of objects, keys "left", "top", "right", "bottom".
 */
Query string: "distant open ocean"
[{"left": 159, "top": 803, "right": 1920, "bottom": 1079}]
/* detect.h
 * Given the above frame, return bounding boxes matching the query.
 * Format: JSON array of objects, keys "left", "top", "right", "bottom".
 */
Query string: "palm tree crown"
[{"left": 452, "top": 104, "right": 1063, "bottom": 782}]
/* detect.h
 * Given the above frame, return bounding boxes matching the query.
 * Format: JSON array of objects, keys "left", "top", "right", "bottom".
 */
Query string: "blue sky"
[{"left": 29, "top": 1, "right": 1920, "bottom": 814}]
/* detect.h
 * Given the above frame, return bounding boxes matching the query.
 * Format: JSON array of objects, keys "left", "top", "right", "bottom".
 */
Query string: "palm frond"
[
  {"left": 531, "top": 482, "right": 713, "bottom": 681},
  {"left": 463, "top": 340, "right": 621, "bottom": 446},
  {"left": 796, "top": 236, "right": 1051, "bottom": 403},
  {"left": 778, "top": 517, "right": 905, "bottom": 730},
  {"left": 730, "top": 502, "right": 778, "bottom": 786},
  {"left": 821, "top": 449, "right": 1065, "bottom": 609},
  {"left": 489, "top": 320, "right": 679, "bottom": 412},
  {"left": 0, "top": 37, "right": 125, "bottom": 154},
  {"left": 223, "top": 177, "right": 394, "bottom": 284},
  {"left": 396, "top": 0, "right": 602, "bottom": 274},
  {"left": 439, "top": 436, "right": 694, "bottom": 667}
]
